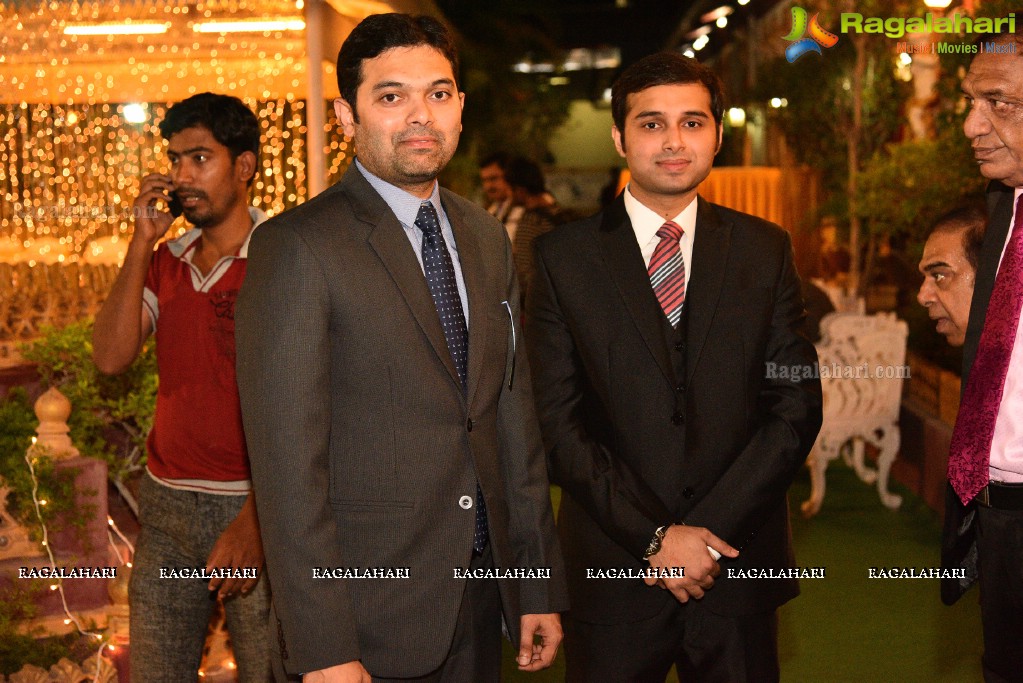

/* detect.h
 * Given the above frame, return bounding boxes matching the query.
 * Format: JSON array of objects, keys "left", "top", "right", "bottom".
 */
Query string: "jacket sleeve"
[
  {"left": 235, "top": 221, "right": 361, "bottom": 674},
  {"left": 526, "top": 242, "right": 676, "bottom": 560},
  {"left": 495, "top": 233, "right": 570, "bottom": 615},
  {"left": 681, "top": 231, "right": 822, "bottom": 547}
]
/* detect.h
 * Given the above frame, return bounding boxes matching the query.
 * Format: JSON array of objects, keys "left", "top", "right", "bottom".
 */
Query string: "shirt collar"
[
  {"left": 622, "top": 185, "right": 698, "bottom": 244},
  {"left": 356, "top": 158, "right": 442, "bottom": 228},
  {"left": 166, "top": 206, "right": 269, "bottom": 260}
]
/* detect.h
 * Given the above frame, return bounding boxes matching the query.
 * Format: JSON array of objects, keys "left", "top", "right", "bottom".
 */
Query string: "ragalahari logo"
[{"left": 783, "top": 7, "right": 839, "bottom": 62}]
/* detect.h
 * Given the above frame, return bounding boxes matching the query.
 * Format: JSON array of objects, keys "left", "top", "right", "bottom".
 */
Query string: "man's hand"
[
  {"left": 302, "top": 662, "right": 371, "bottom": 682},
  {"left": 516, "top": 612, "right": 563, "bottom": 671},
  {"left": 131, "top": 173, "right": 178, "bottom": 249},
  {"left": 206, "top": 493, "right": 263, "bottom": 598},
  {"left": 644, "top": 524, "right": 738, "bottom": 603}
]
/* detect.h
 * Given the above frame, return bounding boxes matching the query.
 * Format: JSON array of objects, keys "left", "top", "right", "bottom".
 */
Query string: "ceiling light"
[
  {"left": 700, "top": 6, "right": 734, "bottom": 23},
  {"left": 716, "top": 16, "right": 728, "bottom": 28},
  {"left": 193, "top": 19, "right": 305, "bottom": 33},
  {"left": 122, "top": 104, "right": 147, "bottom": 124},
  {"left": 63, "top": 22, "right": 169, "bottom": 36}
]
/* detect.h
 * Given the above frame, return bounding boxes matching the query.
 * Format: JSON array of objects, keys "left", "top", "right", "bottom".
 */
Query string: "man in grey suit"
[{"left": 235, "top": 13, "right": 566, "bottom": 683}]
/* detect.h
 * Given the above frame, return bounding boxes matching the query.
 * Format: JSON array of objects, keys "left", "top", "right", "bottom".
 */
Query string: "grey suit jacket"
[
  {"left": 526, "top": 196, "right": 822, "bottom": 623},
  {"left": 235, "top": 163, "right": 567, "bottom": 677}
]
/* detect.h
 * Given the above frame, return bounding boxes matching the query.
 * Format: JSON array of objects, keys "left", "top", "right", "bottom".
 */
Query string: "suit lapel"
[
  {"left": 443, "top": 190, "right": 489, "bottom": 407},
  {"left": 685, "top": 198, "right": 731, "bottom": 386},
  {"left": 343, "top": 167, "right": 463, "bottom": 392},
  {"left": 597, "top": 198, "right": 675, "bottom": 385}
]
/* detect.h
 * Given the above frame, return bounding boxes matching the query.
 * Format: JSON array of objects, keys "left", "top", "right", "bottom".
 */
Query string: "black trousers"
[
  {"left": 977, "top": 504, "right": 1023, "bottom": 683},
  {"left": 564, "top": 597, "right": 779, "bottom": 683},
  {"left": 372, "top": 545, "right": 502, "bottom": 682}
]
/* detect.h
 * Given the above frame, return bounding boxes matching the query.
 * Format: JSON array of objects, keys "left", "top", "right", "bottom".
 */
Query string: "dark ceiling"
[{"left": 435, "top": 0, "right": 786, "bottom": 66}]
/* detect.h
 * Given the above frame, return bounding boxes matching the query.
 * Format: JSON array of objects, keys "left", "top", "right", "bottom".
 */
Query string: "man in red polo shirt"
[{"left": 93, "top": 93, "right": 270, "bottom": 681}]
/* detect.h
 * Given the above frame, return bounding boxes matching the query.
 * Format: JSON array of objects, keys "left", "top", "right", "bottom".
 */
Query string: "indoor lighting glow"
[
  {"left": 693, "top": 35, "right": 710, "bottom": 51},
  {"left": 63, "top": 22, "right": 168, "bottom": 36},
  {"left": 122, "top": 104, "right": 148, "bottom": 124},
  {"left": 716, "top": 16, "right": 728, "bottom": 28},
  {"left": 193, "top": 19, "right": 305, "bottom": 33},
  {"left": 923, "top": 0, "right": 952, "bottom": 7},
  {"left": 727, "top": 107, "right": 746, "bottom": 127}
]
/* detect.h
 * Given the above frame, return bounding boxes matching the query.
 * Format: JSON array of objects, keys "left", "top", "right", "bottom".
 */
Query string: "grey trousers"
[{"left": 129, "top": 475, "right": 272, "bottom": 682}]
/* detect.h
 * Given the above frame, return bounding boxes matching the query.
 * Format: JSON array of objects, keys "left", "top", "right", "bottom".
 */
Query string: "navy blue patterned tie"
[{"left": 416, "top": 201, "right": 488, "bottom": 553}]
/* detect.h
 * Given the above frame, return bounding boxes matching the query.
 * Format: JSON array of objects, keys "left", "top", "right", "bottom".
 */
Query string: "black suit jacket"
[
  {"left": 941, "top": 181, "right": 1017, "bottom": 605},
  {"left": 525, "top": 195, "right": 822, "bottom": 622},
  {"left": 236, "top": 164, "right": 567, "bottom": 676}
]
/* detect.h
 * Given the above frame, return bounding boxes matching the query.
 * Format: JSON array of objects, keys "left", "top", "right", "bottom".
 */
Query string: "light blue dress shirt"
[{"left": 357, "top": 158, "right": 470, "bottom": 326}]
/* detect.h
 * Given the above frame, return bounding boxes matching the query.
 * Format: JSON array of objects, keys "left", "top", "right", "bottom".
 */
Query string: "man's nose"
[
  {"left": 963, "top": 103, "right": 991, "bottom": 141},
  {"left": 917, "top": 280, "right": 935, "bottom": 307}
]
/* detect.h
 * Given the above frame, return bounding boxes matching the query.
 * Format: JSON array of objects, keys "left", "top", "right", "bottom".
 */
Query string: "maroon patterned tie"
[
  {"left": 948, "top": 194, "right": 1023, "bottom": 505},
  {"left": 648, "top": 221, "right": 686, "bottom": 327}
]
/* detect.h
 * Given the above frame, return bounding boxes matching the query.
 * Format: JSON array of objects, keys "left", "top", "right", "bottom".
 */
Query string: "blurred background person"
[
  {"left": 506, "top": 155, "right": 579, "bottom": 305},
  {"left": 917, "top": 205, "right": 986, "bottom": 347},
  {"left": 479, "top": 151, "right": 523, "bottom": 238}
]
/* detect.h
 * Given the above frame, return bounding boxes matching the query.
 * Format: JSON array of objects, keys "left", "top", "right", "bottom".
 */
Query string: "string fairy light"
[
  {"left": 23, "top": 438, "right": 110, "bottom": 681},
  {"left": 1, "top": 0, "right": 354, "bottom": 260},
  {"left": 0, "top": 99, "right": 348, "bottom": 258}
]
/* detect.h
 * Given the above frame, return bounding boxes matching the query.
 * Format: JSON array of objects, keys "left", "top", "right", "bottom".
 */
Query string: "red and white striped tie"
[{"left": 648, "top": 220, "right": 686, "bottom": 327}]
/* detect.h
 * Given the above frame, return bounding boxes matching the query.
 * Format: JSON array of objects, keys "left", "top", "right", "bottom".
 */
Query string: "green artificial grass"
[{"left": 502, "top": 466, "right": 984, "bottom": 682}]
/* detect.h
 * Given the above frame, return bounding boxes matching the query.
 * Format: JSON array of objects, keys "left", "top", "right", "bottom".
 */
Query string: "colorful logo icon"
[{"left": 783, "top": 7, "right": 839, "bottom": 62}]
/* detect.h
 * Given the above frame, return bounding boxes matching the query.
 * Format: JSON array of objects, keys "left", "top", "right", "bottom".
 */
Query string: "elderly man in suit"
[
  {"left": 235, "top": 13, "right": 565, "bottom": 682},
  {"left": 525, "top": 52, "right": 822, "bottom": 682},
  {"left": 941, "top": 27, "right": 1023, "bottom": 682}
]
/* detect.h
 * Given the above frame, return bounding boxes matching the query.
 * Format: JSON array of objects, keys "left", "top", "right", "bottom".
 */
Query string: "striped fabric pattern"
[{"left": 648, "top": 220, "right": 686, "bottom": 327}]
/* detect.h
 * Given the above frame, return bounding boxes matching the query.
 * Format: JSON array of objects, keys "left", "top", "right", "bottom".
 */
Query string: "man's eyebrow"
[
  {"left": 371, "top": 78, "right": 456, "bottom": 92},
  {"left": 633, "top": 109, "right": 709, "bottom": 120},
  {"left": 922, "top": 260, "right": 952, "bottom": 273},
  {"left": 167, "top": 146, "right": 214, "bottom": 156}
]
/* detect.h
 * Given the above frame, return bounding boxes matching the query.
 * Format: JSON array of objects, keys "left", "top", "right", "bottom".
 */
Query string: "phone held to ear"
[{"left": 167, "top": 194, "right": 183, "bottom": 218}]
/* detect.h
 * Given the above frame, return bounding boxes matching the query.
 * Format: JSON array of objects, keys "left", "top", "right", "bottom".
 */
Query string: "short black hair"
[
  {"left": 336, "top": 13, "right": 459, "bottom": 123},
  {"left": 159, "top": 93, "right": 259, "bottom": 184},
  {"left": 505, "top": 157, "right": 546, "bottom": 195},
  {"left": 479, "top": 151, "right": 511, "bottom": 171},
  {"left": 930, "top": 205, "right": 987, "bottom": 273},
  {"left": 611, "top": 51, "right": 724, "bottom": 149}
]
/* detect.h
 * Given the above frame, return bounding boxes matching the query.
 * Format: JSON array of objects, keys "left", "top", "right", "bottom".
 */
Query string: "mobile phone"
[{"left": 167, "top": 194, "right": 183, "bottom": 218}]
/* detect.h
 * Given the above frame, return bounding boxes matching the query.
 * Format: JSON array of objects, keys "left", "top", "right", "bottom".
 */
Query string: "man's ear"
[
  {"left": 334, "top": 97, "right": 356, "bottom": 138},
  {"left": 612, "top": 125, "right": 626, "bottom": 157},
  {"left": 715, "top": 123, "right": 723, "bottom": 155},
  {"left": 235, "top": 150, "right": 257, "bottom": 185}
]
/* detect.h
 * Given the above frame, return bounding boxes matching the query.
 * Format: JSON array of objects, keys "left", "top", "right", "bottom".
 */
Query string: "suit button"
[
  {"left": 674, "top": 341, "right": 684, "bottom": 351},
  {"left": 459, "top": 495, "right": 473, "bottom": 509},
  {"left": 671, "top": 412, "right": 684, "bottom": 425},
  {"left": 682, "top": 487, "right": 694, "bottom": 499},
  {"left": 676, "top": 382, "right": 685, "bottom": 392},
  {"left": 467, "top": 418, "right": 474, "bottom": 432}
]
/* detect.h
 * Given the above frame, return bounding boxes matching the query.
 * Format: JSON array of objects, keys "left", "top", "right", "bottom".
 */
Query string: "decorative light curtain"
[{"left": 0, "top": 99, "right": 351, "bottom": 259}]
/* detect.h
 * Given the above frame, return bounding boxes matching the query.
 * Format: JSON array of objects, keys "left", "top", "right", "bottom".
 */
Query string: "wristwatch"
[{"left": 643, "top": 524, "right": 671, "bottom": 559}]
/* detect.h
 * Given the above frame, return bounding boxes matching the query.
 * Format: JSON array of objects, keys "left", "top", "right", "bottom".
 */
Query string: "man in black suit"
[
  {"left": 525, "top": 52, "right": 822, "bottom": 682},
  {"left": 236, "top": 13, "right": 565, "bottom": 682},
  {"left": 941, "top": 28, "right": 1023, "bottom": 682}
]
